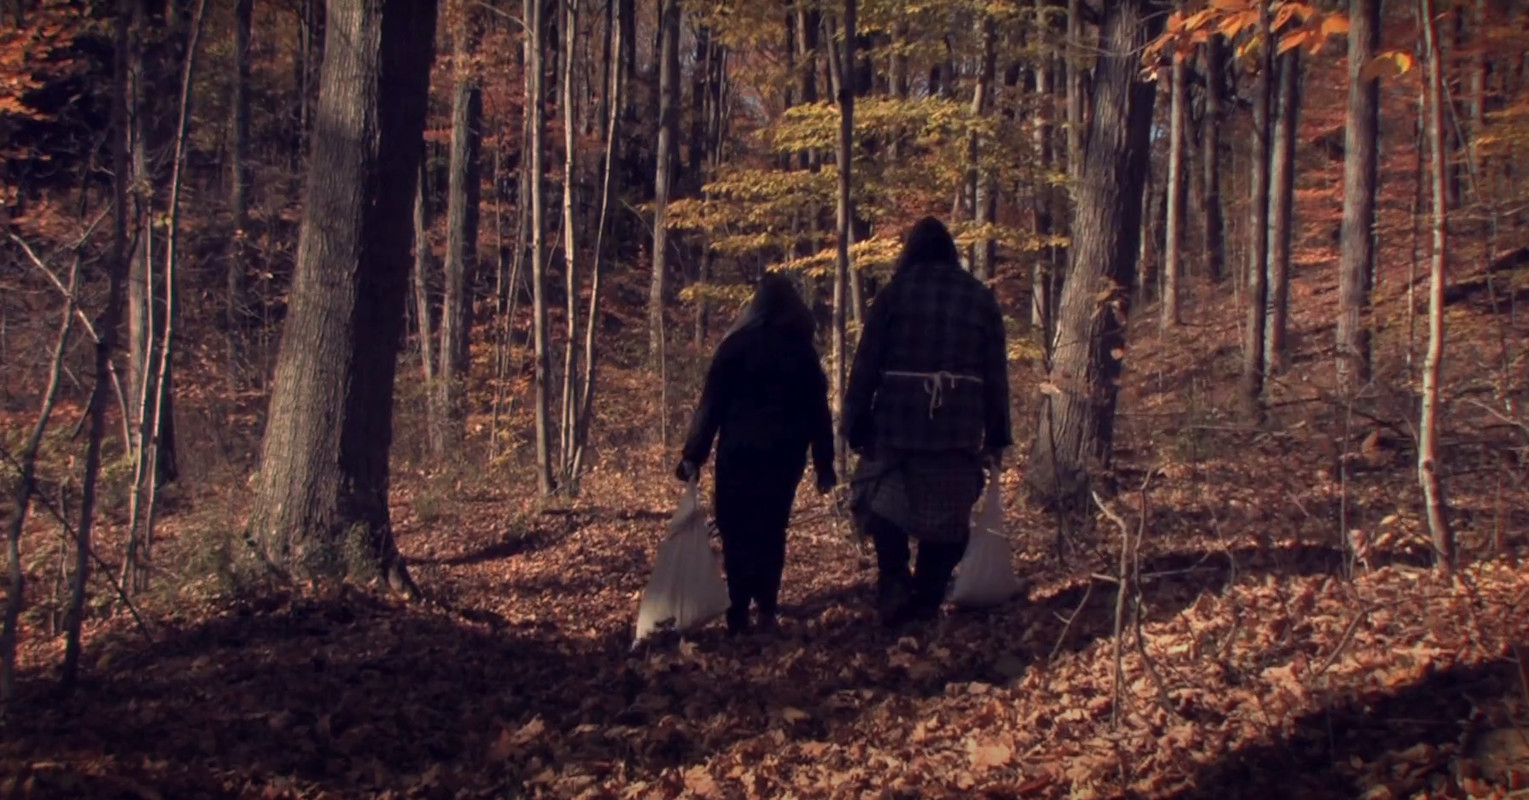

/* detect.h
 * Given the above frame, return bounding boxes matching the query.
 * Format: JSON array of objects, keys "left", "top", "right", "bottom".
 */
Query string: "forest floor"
[{"left": 2, "top": 308, "right": 1528, "bottom": 800}]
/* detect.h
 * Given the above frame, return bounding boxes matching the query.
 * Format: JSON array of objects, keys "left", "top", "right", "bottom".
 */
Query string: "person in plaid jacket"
[{"left": 843, "top": 216, "right": 1012, "bottom": 627}]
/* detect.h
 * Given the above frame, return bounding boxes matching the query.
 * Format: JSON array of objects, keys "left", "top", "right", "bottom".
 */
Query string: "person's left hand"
[{"left": 675, "top": 459, "right": 699, "bottom": 482}]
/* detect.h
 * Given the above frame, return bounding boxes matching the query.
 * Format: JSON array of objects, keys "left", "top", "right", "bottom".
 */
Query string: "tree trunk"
[
  {"left": 1065, "top": 0, "right": 1084, "bottom": 181},
  {"left": 527, "top": 0, "right": 554, "bottom": 494},
  {"left": 245, "top": 0, "right": 438, "bottom": 584},
  {"left": 1163, "top": 43, "right": 1186, "bottom": 327},
  {"left": 832, "top": 0, "right": 855, "bottom": 477},
  {"left": 1031, "top": 0, "right": 1054, "bottom": 335},
  {"left": 61, "top": 1, "right": 134, "bottom": 693},
  {"left": 127, "top": 1, "right": 175, "bottom": 488},
  {"left": 1266, "top": 47, "right": 1300, "bottom": 372},
  {"left": 796, "top": 2, "right": 819, "bottom": 170},
  {"left": 228, "top": 0, "right": 251, "bottom": 372},
  {"left": 649, "top": 0, "right": 680, "bottom": 447},
  {"left": 1240, "top": 3, "right": 1272, "bottom": 419},
  {"left": 437, "top": 4, "right": 482, "bottom": 458},
  {"left": 559, "top": 0, "right": 580, "bottom": 483},
  {"left": 1201, "top": 33, "right": 1226, "bottom": 284},
  {"left": 414, "top": 157, "right": 437, "bottom": 439},
  {"left": 570, "top": 7, "right": 623, "bottom": 489},
  {"left": 1025, "top": 0, "right": 1164, "bottom": 509},
  {"left": 1418, "top": 0, "right": 1453, "bottom": 568},
  {"left": 969, "top": 13, "right": 997, "bottom": 281},
  {"left": 1337, "top": 0, "right": 1381, "bottom": 393}
]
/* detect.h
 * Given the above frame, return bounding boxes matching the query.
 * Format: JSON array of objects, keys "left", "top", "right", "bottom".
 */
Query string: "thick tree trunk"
[
  {"left": 1337, "top": 0, "right": 1381, "bottom": 393},
  {"left": 1163, "top": 45, "right": 1186, "bottom": 327},
  {"left": 245, "top": 0, "right": 438, "bottom": 584},
  {"left": 1240, "top": 3, "right": 1272, "bottom": 419},
  {"left": 527, "top": 0, "right": 554, "bottom": 494},
  {"left": 1201, "top": 33, "right": 1226, "bottom": 284},
  {"left": 832, "top": 0, "right": 855, "bottom": 476},
  {"left": 437, "top": 6, "right": 482, "bottom": 458},
  {"left": 1025, "top": 0, "right": 1164, "bottom": 509},
  {"left": 1418, "top": 0, "right": 1453, "bottom": 568},
  {"left": 1266, "top": 47, "right": 1300, "bottom": 373}
]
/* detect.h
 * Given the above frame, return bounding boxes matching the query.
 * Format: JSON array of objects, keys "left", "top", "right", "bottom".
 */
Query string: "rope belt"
[{"left": 884, "top": 370, "right": 984, "bottom": 418}]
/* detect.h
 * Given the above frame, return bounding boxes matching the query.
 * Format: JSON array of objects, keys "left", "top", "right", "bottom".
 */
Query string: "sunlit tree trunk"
[
  {"left": 1026, "top": 0, "right": 1164, "bottom": 509},
  {"left": 1266, "top": 46, "right": 1300, "bottom": 373},
  {"left": 1418, "top": 0, "right": 1453, "bottom": 568},
  {"left": 437, "top": 1, "right": 482, "bottom": 458},
  {"left": 1163, "top": 41, "right": 1186, "bottom": 327},
  {"left": 969, "top": 13, "right": 997, "bottom": 281},
  {"left": 1337, "top": 0, "right": 1381, "bottom": 393},
  {"left": 1240, "top": 2, "right": 1272, "bottom": 419},
  {"left": 527, "top": 0, "right": 554, "bottom": 493},
  {"left": 831, "top": 0, "right": 855, "bottom": 475},
  {"left": 245, "top": 0, "right": 439, "bottom": 584},
  {"left": 1201, "top": 33, "right": 1226, "bottom": 284},
  {"left": 559, "top": 0, "right": 581, "bottom": 483}
]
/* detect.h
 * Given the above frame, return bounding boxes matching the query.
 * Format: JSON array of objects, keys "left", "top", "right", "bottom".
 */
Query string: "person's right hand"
[
  {"left": 674, "top": 459, "right": 698, "bottom": 483},
  {"left": 815, "top": 467, "right": 838, "bottom": 495}
]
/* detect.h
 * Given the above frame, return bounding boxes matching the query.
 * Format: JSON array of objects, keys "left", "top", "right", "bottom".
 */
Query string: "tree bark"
[
  {"left": 527, "top": 0, "right": 554, "bottom": 494},
  {"left": 832, "top": 0, "right": 855, "bottom": 476},
  {"left": 437, "top": 3, "right": 482, "bottom": 458},
  {"left": 1266, "top": 46, "right": 1300, "bottom": 373},
  {"left": 1240, "top": 3, "right": 1272, "bottom": 419},
  {"left": 1201, "top": 33, "right": 1226, "bottom": 284},
  {"left": 1163, "top": 43, "right": 1186, "bottom": 327},
  {"left": 1025, "top": 0, "right": 1164, "bottom": 509},
  {"left": 1418, "top": 0, "right": 1453, "bottom": 568},
  {"left": 1065, "top": 0, "right": 1085, "bottom": 181},
  {"left": 1032, "top": 0, "right": 1054, "bottom": 335},
  {"left": 245, "top": 0, "right": 438, "bottom": 584},
  {"left": 1337, "top": 0, "right": 1381, "bottom": 393}
]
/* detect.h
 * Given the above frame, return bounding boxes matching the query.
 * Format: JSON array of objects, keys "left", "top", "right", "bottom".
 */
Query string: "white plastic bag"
[
  {"left": 948, "top": 478, "right": 1022, "bottom": 608},
  {"left": 632, "top": 481, "right": 730, "bottom": 645}
]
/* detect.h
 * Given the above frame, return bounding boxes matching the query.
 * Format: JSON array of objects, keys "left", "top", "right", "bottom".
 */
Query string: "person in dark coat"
[
  {"left": 843, "top": 216, "right": 1012, "bottom": 627},
  {"left": 676, "top": 273, "right": 837, "bottom": 635}
]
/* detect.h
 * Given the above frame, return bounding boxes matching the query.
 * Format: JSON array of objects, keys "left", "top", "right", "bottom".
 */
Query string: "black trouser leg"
[
  {"left": 866, "top": 513, "right": 914, "bottom": 620},
  {"left": 718, "top": 528, "right": 763, "bottom": 633},
  {"left": 910, "top": 537, "right": 968, "bottom": 616},
  {"left": 754, "top": 524, "right": 786, "bottom": 621}
]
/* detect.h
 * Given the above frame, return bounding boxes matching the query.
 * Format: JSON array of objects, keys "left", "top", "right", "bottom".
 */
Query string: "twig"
[
  {"left": 1304, "top": 605, "right": 1370, "bottom": 687},
  {"left": 1047, "top": 580, "right": 1095, "bottom": 665}
]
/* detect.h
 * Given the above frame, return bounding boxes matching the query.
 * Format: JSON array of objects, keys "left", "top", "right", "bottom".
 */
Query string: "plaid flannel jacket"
[{"left": 842, "top": 259, "right": 1012, "bottom": 454}]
